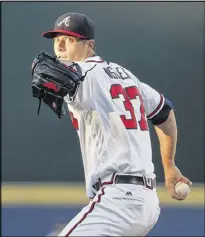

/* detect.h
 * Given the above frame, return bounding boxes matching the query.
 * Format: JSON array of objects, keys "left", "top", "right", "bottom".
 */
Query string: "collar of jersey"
[{"left": 84, "top": 56, "right": 104, "bottom": 63}]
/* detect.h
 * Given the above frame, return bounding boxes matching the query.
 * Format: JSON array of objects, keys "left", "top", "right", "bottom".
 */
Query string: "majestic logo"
[{"left": 58, "top": 16, "right": 71, "bottom": 27}]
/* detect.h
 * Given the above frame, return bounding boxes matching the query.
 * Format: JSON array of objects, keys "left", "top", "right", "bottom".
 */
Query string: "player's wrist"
[{"left": 163, "top": 160, "right": 176, "bottom": 171}]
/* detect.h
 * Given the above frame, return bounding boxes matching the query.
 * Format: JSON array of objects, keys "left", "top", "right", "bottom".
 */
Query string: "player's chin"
[
  {"left": 55, "top": 53, "right": 67, "bottom": 59},
  {"left": 58, "top": 56, "right": 70, "bottom": 61}
]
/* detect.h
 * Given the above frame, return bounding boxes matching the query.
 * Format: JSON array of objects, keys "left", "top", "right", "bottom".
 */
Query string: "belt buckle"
[{"left": 143, "top": 176, "right": 153, "bottom": 190}]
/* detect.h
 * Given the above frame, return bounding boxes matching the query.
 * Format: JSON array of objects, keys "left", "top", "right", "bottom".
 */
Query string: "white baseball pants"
[{"left": 58, "top": 183, "right": 160, "bottom": 236}]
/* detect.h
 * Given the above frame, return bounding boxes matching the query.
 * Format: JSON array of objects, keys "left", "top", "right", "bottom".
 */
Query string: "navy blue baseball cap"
[{"left": 42, "top": 12, "right": 95, "bottom": 40}]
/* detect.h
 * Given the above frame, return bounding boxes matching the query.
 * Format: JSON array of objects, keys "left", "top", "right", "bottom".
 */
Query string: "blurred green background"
[{"left": 2, "top": 2, "right": 204, "bottom": 236}]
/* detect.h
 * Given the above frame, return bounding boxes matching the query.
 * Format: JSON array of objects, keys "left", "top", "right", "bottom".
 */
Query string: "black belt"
[{"left": 92, "top": 174, "right": 156, "bottom": 193}]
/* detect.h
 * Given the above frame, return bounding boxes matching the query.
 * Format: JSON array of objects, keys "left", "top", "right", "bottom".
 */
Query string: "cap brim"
[{"left": 42, "top": 30, "right": 87, "bottom": 39}]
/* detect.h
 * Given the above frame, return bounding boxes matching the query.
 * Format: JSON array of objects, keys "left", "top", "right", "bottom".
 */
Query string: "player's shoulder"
[
  {"left": 111, "top": 61, "right": 141, "bottom": 83},
  {"left": 70, "top": 55, "right": 104, "bottom": 75},
  {"left": 98, "top": 57, "right": 142, "bottom": 83},
  {"left": 79, "top": 55, "right": 104, "bottom": 67},
  {"left": 108, "top": 60, "right": 138, "bottom": 77}
]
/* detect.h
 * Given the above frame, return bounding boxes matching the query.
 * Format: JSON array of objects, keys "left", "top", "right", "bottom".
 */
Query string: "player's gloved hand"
[
  {"left": 31, "top": 52, "right": 84, "bottom": 118},
  {"left": 164, "top": 163, "right": 192, "bottom": 201}
]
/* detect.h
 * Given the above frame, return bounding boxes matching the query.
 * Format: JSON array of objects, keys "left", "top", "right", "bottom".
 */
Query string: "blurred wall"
[
  {"left": 2, "top": 2, "right": 204, "bottom": 182},
  {"left": 2, "top": 206, "right": 204, "bottom": 236}
]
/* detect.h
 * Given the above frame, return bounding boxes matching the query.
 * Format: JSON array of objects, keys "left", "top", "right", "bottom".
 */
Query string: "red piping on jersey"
[
  {"left": 147, "top": 94, "right": 164, "bottom": 119},
  {"left": 63, "top": 64, "right": 76, "bottom": 72},
  {"left": 65, "top": 187, "right": 106, "bottom": 236}
]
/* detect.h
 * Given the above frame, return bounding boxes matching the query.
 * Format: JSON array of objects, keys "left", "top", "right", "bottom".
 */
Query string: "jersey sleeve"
[{"left": 139, "top": 82, "right": 165, "bottom": 119}]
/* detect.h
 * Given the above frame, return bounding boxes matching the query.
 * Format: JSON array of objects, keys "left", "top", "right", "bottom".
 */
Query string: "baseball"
[{"left": 175, "top": 182, "right": 190, "bottom": 198}]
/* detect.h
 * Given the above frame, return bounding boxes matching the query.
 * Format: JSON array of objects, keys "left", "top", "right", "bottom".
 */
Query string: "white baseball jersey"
[{"left": 63, "top": 56, "right": 164, "bottom": 198}]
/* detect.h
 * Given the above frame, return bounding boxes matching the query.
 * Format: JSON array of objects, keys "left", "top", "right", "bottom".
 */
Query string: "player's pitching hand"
[{"left": 164, "top": 164, "right": 192, "bottom": 201}]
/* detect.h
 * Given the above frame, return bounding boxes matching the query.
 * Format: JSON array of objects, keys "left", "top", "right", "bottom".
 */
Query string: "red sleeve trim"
[{"left": 147, "top": 94, "right": 164, "bottom": 119}]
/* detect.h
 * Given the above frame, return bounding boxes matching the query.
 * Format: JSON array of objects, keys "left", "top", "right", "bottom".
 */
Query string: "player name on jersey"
[{"left": 103, "top": 66, "right": 131, "bottom": 80}]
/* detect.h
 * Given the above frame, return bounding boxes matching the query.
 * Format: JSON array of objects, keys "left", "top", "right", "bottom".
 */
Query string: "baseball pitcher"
[{"left": 31, "top": 12, "right": 192, "bottom": 236}]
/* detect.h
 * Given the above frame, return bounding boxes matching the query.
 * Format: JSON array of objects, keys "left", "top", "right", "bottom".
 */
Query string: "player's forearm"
[{"left": 154, "top": 109, "right": 177, "bottom": 170}]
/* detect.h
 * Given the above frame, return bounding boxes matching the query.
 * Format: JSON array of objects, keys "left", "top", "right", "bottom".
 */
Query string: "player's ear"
[{"left": 88, "top": 40, "right": 95, "bottom": 50}]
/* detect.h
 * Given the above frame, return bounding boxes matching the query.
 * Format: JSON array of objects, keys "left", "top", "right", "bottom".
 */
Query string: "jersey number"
[
  {"left": 110, "top": 84, "right": 148, "bottom": 130},
  {"left": 69, "top": 112, "right": 79, "bottom": 130}
]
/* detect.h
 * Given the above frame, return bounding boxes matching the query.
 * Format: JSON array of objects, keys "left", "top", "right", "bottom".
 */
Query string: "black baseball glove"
[{"left": 31, "top": 52, "right": 84, "bottom": 118}]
